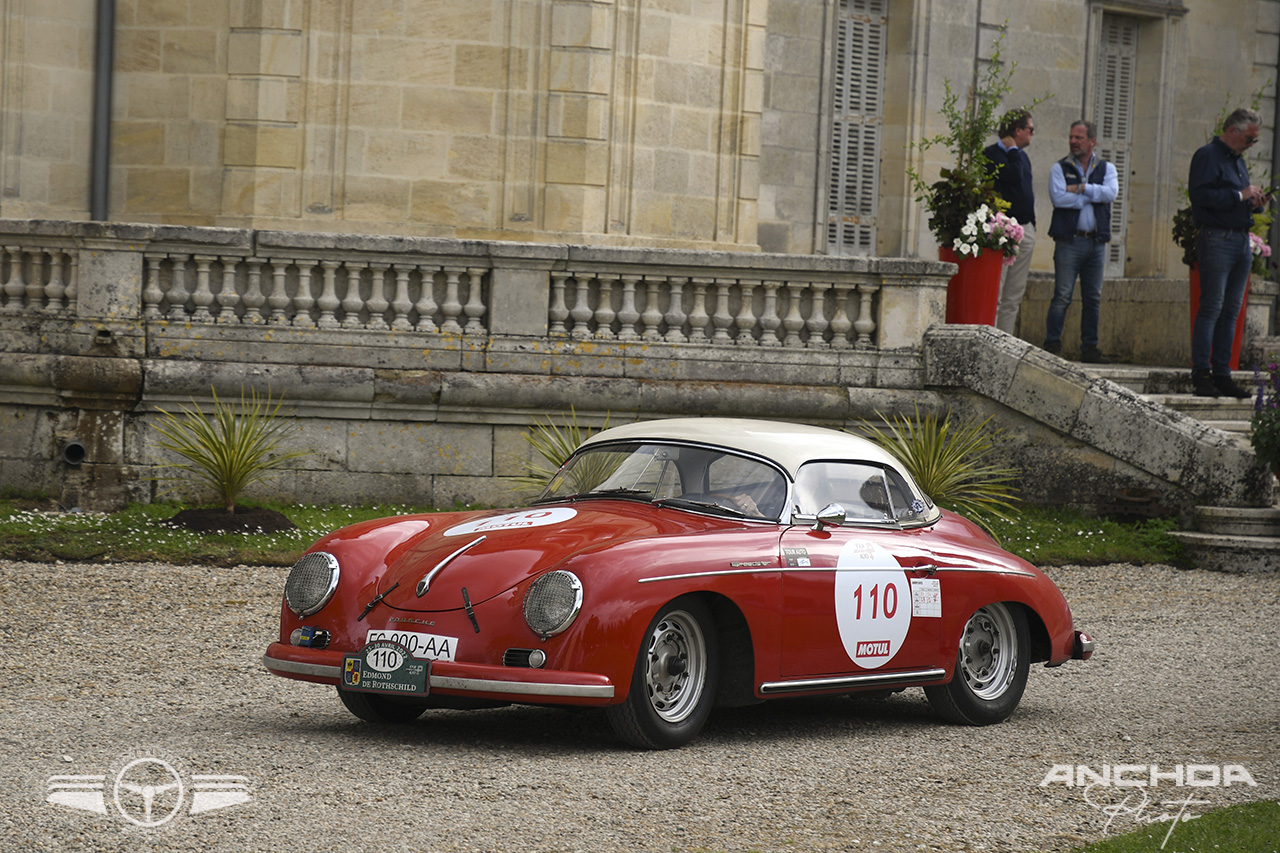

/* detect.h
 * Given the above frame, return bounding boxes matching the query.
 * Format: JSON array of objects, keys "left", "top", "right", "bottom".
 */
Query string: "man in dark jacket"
[
  {"left": 985, "top": 109, "right": 1036, "bottom": 334},
  {"left": 1187, "top": 107, "right": 1267, "bottom": 398},
  {"left": 1044, "top": 120, "right": 1118, "bottom": 363}
]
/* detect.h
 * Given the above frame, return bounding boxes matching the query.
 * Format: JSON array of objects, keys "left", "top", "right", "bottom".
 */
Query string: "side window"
[{"left": 794, "top": 461, "right": 929, "bottom": 523}]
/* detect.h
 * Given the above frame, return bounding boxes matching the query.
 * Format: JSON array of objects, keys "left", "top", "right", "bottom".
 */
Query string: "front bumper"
[
  {"left": 263, "top": 643, "right": 616, "bottom": 705},
  {"left": 1073, "top": 630, "right": 1095, "bottom": 660}
]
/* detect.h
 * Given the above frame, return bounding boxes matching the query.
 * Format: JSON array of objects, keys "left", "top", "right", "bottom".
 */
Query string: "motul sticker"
[{"left": 833, "top": 539, "right": 910, "bottom": 669}]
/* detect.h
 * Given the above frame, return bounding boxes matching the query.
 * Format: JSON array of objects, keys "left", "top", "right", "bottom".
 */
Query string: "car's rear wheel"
[
  {"left": 337, "top": 687, "right": 428, "bottom": 724},
  {"left": 925, "top": 602, "right": 1029, "bottom": 725},
  {"left": 606, "top": 597, "right": 719, "bottom": 749}
]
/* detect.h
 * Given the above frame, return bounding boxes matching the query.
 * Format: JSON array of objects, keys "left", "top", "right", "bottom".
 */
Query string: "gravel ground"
[{"left": 0, "top": 559, "right": 1276, "bottom": 853}]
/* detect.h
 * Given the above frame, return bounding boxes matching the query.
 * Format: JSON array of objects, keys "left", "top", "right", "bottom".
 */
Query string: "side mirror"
[{"left": 812, "top": 502, "right": 846, "bottom": 531}]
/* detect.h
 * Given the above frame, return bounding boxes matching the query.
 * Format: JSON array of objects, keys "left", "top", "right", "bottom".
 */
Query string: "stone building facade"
[{"left": 5, "top": 0, "right": 1278, "bottom": 274}]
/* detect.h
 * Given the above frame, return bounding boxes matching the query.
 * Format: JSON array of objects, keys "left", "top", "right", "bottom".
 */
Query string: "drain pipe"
[{"left": 90, "top": 0, "right": 115, "bottom": 221}]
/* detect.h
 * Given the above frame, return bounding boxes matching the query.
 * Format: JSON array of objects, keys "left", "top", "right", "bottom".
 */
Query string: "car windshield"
[
  {"left": 536, "top": 441, "right": 788, "bottom": 520},
  {"left": 792, "top": 460, "right": 935, "bottom": 525}
]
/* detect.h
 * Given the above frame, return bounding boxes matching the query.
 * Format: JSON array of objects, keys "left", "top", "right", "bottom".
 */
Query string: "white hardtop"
[{"left": 580, "top": 418, "right": 903, "bottom": 479}]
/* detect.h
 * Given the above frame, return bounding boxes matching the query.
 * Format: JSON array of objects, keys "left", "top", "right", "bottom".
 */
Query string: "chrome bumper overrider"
[{"left": 262, "top": 653, "right": 615, "bottom": 700}]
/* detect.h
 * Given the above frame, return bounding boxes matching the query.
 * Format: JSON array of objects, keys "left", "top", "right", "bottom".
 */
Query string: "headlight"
[
  {"left": 285, "top": 552, "right": 340, "bottom": 617},
  {"left": 523, "top": 571, "right": 583, "bottom": 639}
]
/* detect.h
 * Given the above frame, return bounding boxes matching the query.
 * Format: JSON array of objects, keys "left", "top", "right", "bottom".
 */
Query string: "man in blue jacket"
[
  {"left": 985, "top": 109, "right": 1037, "bottom": 335},
  {"left": 1187, "top": 107, "right": 1267, "bottom": 398},
  {"left": 1044, "top": 120, "right": 1119, "bottom": 363}
]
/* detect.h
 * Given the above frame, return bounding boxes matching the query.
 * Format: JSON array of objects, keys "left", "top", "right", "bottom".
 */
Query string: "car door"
[{"left": 777, "top": 461, "right": 944, "bottom": 677}]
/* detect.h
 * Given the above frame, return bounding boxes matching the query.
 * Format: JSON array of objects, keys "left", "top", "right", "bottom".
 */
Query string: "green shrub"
[{"left": 150, "top": 388, "right": 307, "bottom": 513}]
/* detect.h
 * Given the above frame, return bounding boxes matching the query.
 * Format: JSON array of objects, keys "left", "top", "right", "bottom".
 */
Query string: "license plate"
[
  {"left": 342, "top": 640, "right": 430, "bottom": 696},
  {"left": 365, "top": 629, "right": 458, "bottom": 662}
]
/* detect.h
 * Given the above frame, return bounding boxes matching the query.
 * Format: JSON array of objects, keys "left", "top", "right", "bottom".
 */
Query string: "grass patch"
[
  {"left": 1069, "top": 799, "right": 1280, "bottom": 853},
  {"left": 0, "top": 498, "right": 1188, "bottom": 568},
  {"left": 985, "top": 506, "right": 1186, "bottom": 567}
]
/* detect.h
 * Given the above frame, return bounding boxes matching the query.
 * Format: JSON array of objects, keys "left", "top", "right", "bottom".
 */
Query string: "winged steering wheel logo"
[{"left": 47, "top": 756, "right": 252, "bottom": 828}]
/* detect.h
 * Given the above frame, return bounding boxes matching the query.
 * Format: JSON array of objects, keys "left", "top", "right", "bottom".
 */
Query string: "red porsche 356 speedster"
[{"left": 264, "top": 418, "right": 1092, "bottom": 749}]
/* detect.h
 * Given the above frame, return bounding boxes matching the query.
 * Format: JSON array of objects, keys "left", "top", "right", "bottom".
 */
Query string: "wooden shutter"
[
  {"left": 1095, "top": 17, "right": 1137, "bottom": 276},
  {"left": 827, "top": 0, "right": 887, "bottom": 255}
]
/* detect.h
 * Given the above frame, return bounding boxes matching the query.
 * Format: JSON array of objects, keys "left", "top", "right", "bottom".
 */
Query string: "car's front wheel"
[
  {"left": 925, "top": 602, "right": 1029, "bottom": 725},
  {"left": 337, "top": 687, "right": 428, "bottom": 724},
  {"left": 606, "top": 596, "right": 719, "bottom": 749}
]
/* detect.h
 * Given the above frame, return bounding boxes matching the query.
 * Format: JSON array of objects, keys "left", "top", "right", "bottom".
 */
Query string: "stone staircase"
[{"left": 1082, "top": 364, "right": 1277, "bottom": 573}]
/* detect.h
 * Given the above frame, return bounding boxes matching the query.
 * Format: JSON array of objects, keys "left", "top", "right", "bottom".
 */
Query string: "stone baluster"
[
  {"left": 263, "top": 259, "right": 290, "bottom": 325},
  {"left": 242, "top": 258, "right": 266, "bottom": 324},
  {"left": 758, "top": 281, "right": 782, "bottom": 346},
  {"left": 549, "top": 272, "right": 570, "bottom": 336},
  {"left": 593, "top": 273, "right": 617, "bottom": 339},
  {"left": 317, "top": 260, "right": 341, "bottom": 329},
  {"left": 1, "top": 248, "right": 24, "bottom": 312},
  {"left": 711, "top": 279, "right": 734, "bottom": 343},
  {"left": 440, "top": 267, "right": 465, "bottom": 334},
  {"left": 216, "top": 257, "right": 240, "bottom": 323},
  {"left": 853, "top": 281, "right": 879, "bottom": 348},
  {"left": 781, "top": 282, "right": 805, "bottom": 348},
  {"left": 292, "top": 260, "right": 316, "bottom": 328},
  {"left": 26, "top": 251, "right": 45, "bottom": 310},
  {"left": 63, "top": 253, "right": 79, "bottom": 314},
  {"left": 341, "top": 263, "right": 365, "bottom": 329},
  {"left": 43, "top": 252, "right": 66, "bottom": 312},
  {"left": 806, "top": 282, "right": 831, "bottom": 348},
  {"left": 663, "top": 276, "right": 688, "bottom": 343},
  {"left": 617, "top": 274, "right": 641, "bottom": 341},
  {"left": 166, "top": 254, "right": 192, "bottom": 321},
  {"left": 365, "top": 263, "right": 390, "bottom": 330},
  {"left": 463, "top": 267, "right": 487, "bottom": 333},
  {"left": 687, "top": 277, "right": 711, "bottom": 343},
  {"left": 390, "top": 264, "right": 413, "bottom": 330},
  {"left": 641, "top": 276, "right": 664, "bottom": 341},
  {"left": 568, "top": 274, "right": 594, "bottom": 339},
  {"left": 828, "top": 283, "right": 854, "bottom": 349},
  {"left": 415, "top": 265, "right": 440, "bottom": 332},
  {"left": 735, "top": 279, "right": 758, "bottom": 345},
  {"left": 142, "top": 254, "right": 166, "bottom": 318},
  {"left": 191, "top": 255, "right": 216, "bottom": 322}
]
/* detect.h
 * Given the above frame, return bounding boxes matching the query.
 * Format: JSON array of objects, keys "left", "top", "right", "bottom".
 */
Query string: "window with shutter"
[
  {"left": 1094, "top": 16, "right": 1137, "bottom": 277},
  {"left": 826, "top": 0, "right": 887, "bottom": 255}
]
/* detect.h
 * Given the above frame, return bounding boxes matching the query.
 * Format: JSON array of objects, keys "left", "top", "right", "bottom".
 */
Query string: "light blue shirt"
[{"left": 1048, "top": 154, "right": 1119, "bottom": 233}]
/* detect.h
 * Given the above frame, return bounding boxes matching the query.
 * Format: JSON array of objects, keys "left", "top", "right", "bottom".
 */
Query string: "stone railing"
[{"left": 0, "top": 221, "right": 950, "bottom": 353}]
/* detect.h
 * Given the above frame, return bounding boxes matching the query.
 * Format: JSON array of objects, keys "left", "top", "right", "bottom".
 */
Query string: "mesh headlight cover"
[
  {"left": 523, "top": 571, "right": 583, "bottom": 638},
  {"left": 284, "top": 551, "right": 340, "bottom": 617}
]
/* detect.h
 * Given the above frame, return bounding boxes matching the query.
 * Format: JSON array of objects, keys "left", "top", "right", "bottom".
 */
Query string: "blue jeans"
[
  {"left": 1192, "top": 229, "right": 1251, "bottom": 374},
  {"left": 1045, "top": 234, "right": 1106, "bottom": 349}
]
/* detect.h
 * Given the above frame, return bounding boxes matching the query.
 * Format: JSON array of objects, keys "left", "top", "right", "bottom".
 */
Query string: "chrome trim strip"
[
  {"left": 640, "top": 565, "right": 1033, "bottom": 583},
  {"left": 262, "top": 655, "right": 341, "bottom": 679},
  {"left": 262, "top": 655, "right": 614, "bottom": 699},
  {"left": 430, "top": 675, "right": 614, "bottom": 699},
  {"left": 759, "top": 667, "right": 947, "bottom": 695},
  {"left": 418, "top": 535, "right": 486, "bottom": 597}
]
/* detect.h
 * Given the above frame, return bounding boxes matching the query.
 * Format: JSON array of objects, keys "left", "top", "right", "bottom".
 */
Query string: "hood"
[{"left": 371, "top": 501, "right": 736, "bottom": 612}]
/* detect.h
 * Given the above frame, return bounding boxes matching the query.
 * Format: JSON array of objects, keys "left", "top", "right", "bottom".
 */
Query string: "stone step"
[
  {"left": 1167, "top": 531, "right": 1280, "bottom": 573},
  {"left": 1191, "top": 506, "right": 1280, "bottom": 537}
]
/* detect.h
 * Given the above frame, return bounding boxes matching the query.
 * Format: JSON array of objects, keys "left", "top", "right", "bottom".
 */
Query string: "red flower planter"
[{"left": 940, "top": 246, "right": 1002, "bottom": 325}]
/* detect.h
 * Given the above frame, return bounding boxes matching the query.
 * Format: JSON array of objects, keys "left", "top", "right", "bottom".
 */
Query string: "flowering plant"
[
  {"left": 952, "top": 205, "right": 1024, "bottom": 265},
  {"left": 1251, "top": 360, "right": 1280, "bottom": 472},
  {"left": 1249, "top": 231, "right": 1273, "bottom": 276}
]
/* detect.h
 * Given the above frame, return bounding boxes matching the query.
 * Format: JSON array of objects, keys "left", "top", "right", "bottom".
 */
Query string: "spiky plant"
[
  {"left": 509, "top": 408, "right": 614, "bottom": 495},
  {"left": 151, "top": 388, "right": 307, "bottom": 513},
  {"left": 858, "top": 405, "right": 1020, "bottom": 531}
]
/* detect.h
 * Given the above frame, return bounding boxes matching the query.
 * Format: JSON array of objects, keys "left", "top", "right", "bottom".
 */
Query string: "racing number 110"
[{"left": 853, "top": 582, "right": 898, "bottom": 620}]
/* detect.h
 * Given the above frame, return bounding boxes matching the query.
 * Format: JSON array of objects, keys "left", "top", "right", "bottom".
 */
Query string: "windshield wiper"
[{"left": 655, "top": 497, "right": 747, "bottom": 518}]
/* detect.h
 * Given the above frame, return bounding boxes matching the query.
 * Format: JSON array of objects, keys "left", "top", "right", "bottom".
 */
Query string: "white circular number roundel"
[
  {"left": 444, "top": 507, "right": 577, "bottom": 536},
  {"left": 833, "top": 539, "right": 911, "bottom": 669}
]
